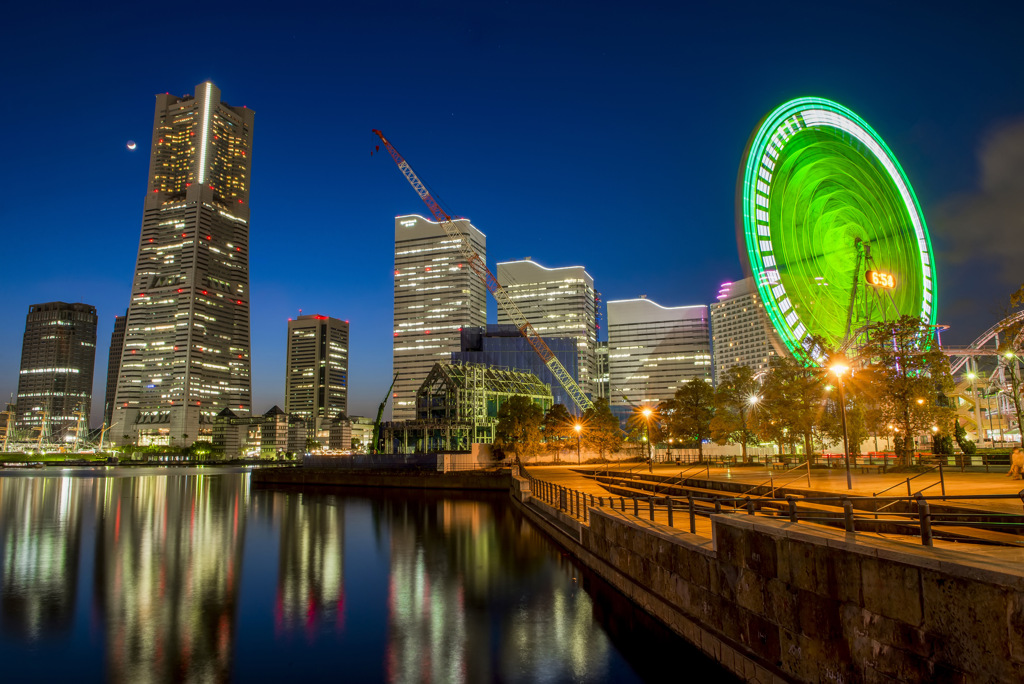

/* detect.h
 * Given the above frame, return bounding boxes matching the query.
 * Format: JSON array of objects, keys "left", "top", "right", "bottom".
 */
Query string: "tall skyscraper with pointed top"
[{"left": 112, "top": 82, "right": 254, "bottom": 446}]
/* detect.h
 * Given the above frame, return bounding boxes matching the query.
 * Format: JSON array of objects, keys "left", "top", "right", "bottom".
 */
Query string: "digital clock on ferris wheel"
[{"left": 866, "top": 270, "right": 896, "bottom": 289}]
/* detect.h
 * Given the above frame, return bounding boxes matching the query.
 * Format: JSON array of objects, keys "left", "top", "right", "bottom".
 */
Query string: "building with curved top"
[{"left": 607, "top": 297, "right": 710, "bottom": 409}]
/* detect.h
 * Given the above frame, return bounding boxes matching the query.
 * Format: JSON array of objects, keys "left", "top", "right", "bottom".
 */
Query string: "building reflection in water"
[
  {"left": 274, "top": 492, "right": 345, "bottom": 637},
  {"left": 93, "top": 473, "right": 248, "bottom": 683},
  {"left": 380, "top": 495, "right": 610, "bottom": 683},
  {"left": 0, "top": 476, "right": 84, "bottom": 641}
]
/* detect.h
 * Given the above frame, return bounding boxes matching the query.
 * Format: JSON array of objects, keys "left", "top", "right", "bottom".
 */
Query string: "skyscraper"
[
  {"left": 102, "top": 311, "right": 127, "bottom": 430},
  {"left": 607, "top": 297, "right": 711, "bottom": 409},
  {"left": 15, "top": 302, "right": 97, "bottom": 443},
  {"left": 496, "top": 259, "right": 597, "bottom": 398},
  {"left": 710, "top": 278, "right": 784, "bottom": 383},
  {"left": 112, "top": 82, "right": 254, "bottom": 446},
  {"left": 285, "top": 315, "right": 349, "bottom": 435},
  {"left": 392, "top": 215, "right": 486, "bottom": 420}
]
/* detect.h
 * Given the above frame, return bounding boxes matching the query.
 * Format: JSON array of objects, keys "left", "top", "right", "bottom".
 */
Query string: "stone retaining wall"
[
  {"left": 511, "top": 471, "right": 1024, "bottom": 683},
  {"left": 253, "top": 467, "right": 510, "bottom": 490}
]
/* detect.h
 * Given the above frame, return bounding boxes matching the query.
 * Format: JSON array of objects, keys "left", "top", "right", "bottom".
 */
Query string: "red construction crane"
[{"left": 372, "top": 129, "right": 593, "bottom": 413}]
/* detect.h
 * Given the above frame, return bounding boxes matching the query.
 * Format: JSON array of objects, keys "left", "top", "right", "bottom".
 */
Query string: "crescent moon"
[{"left": 127, "top": 141, "right": 137, "bottom": 151}]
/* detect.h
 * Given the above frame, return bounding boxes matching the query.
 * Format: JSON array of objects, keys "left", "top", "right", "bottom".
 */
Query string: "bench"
[{"left": 857, "top": 463, "right": 886, "bottom": 474}]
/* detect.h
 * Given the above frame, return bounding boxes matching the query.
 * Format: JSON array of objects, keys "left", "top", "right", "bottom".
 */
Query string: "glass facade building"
[
  {"left": 452, "top": 325, "right": 579, "bottom": 411},
  {"left": 285, "top": 315, "right": 349, "bottom": 435}
]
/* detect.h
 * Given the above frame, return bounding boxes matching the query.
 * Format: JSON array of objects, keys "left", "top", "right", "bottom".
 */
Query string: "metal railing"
[
  {"left": 522, "top": 471, "right": 1024, "bottom": 548},
  {"left": 652, "top": 462, "right": 710, "bottom": 494},
  {"left": 873, "top": 464, "right": 945, "bottom": 512},
  {"left": 739, "top": 459, "right": 811, "bottom": 498}
]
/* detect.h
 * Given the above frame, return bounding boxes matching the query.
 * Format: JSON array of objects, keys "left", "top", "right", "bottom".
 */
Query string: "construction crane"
[
  {"left": 371, "top": 373, "right": 399, "bottom": 455},
  {"left": 372, "top": 129, "right": 593, "bottom": 413}
]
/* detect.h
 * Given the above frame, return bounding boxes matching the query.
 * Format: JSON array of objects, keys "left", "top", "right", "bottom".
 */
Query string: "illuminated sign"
[{"left": 866, "top": 270, "right": 896, "bottom": 289}]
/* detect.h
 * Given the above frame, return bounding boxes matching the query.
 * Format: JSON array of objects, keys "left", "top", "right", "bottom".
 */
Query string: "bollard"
[
  {"left": 714, "top": 499, "right": 722, "bottom": 515},
  {"left": 620, "top": 496, "right": 625, "bottom": 512},
  {"left": 688, "top": 492, "right": 696, "bottom": 533},
  {"left": 599, "top": 496, "right": 604, "bottom": 507},
  {"left": 917, "top": 496, "right": 933, "bottom": 547},
  {"left": 633, "top": 498, "right": 639, "bottom": 516},
  {"left": 746, "top": 497, "right": 755, "bottom": 515},
  {"left": 787, "top": 496, "right": 797, "bottom": 523},
  {"left": 649, "top": 497, "right": 655, "bottom": 521},
  {"left": 842, "top": 499, "right": 855, "bottom": 533},
  {"left": 906, "top": 478, "right": 912, "bottom": 497},
  {"left": 667, "top": 497, "right": 674, "bottom": 527}
]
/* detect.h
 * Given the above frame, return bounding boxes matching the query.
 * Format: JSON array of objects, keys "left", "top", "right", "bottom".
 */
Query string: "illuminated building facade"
[
  {"left": 393, "top": 215, "right": 486, "bottom": 420},
  {"left": 285, "top": 314, "right": 349, "bottom": 435},
  {"left": 710, "top": 278, "right": 784, "bottom": 383},
  {"left": 496, "top": 259, "right": 597, "bottom": 397},
  {"left": 15, "top": 302, "right": 97, "bottom": 442},
  {"left": 112, "top": 82, "right": 254, "bottom": 446},
  {"left": 596, "top": 341, "right": 609, "bottom": 400},
  {"left": 607, "top": 297, "right": 710, "bottom": 408},
  {"left": 103, "top": 311, "right": 127, "bottom": 429}
]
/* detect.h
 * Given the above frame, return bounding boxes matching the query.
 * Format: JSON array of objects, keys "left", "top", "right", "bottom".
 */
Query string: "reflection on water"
[{"left": 0, "top": 471, "right": 734, "bottom": 683}]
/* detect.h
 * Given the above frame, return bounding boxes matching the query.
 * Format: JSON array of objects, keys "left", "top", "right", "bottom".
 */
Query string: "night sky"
[{"left": 2, "top": 1, "right": 1022, "bottom": 424}]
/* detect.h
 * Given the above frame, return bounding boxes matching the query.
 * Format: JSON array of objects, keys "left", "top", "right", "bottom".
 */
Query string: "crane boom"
[{"left": 372, "top": 129, "right": 593, "bottom": 413}]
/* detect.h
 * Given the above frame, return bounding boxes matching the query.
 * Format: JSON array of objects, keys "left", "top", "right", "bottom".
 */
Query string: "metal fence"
[{"left": 522, "top": 471, "right": 1024, "bottom": 548}]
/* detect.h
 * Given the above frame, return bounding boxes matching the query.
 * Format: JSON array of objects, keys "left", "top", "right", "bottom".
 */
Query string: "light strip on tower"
[{"left": 197, "top": 82, "right": 213, "bottom": 185}]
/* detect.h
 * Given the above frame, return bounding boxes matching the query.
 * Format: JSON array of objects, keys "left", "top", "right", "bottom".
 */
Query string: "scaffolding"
[{"left": 383, "top": 361, "right": 553, "bottom": 453}]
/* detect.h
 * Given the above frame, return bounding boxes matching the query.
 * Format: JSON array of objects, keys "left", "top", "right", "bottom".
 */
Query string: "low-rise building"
[{"left": 213, "top": 406, "right": 306, "bottom": 459}]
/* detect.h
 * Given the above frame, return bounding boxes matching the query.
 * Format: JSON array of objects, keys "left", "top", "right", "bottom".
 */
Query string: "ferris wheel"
[{"left": 736, "top": 97, "right": 937, "bottom": 364}]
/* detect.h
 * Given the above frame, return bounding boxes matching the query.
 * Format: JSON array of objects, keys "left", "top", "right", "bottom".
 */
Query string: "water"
[{"left": 0, "top": 468, "right": 736, "bottom": 682}]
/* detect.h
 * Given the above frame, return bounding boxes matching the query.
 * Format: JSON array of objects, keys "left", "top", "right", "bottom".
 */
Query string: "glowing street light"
[
  {"left": 641, "top": 407, "right": 654, "bottom": 470},
  {"left": 829, "top": 358, "right": 853, "bottom": 490},
  {"left": 574, "top": 423, "right": 582, "bottom": 464}
]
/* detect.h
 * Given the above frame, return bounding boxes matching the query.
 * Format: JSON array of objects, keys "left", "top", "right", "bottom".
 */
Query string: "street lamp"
[
  {"left": 642, "top": 407, "right": 653, "bottom": 471},
  {"left": 574, "top": 423, "right": 582, "bottom": 464},
  {"left": 829, "top": 358, "right": 853, "bottom": 490}
]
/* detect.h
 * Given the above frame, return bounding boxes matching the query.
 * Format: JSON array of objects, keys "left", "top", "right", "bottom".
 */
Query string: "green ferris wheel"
[{"left": 736, "top": 97, "right": 937, "bottom": 365}]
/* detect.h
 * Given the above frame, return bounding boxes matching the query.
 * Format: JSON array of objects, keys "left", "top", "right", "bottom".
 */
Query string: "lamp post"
[
  {"left": 574, "top": 423, "right": 582, "bottom": 464},
  {"left": 829, "top": 359, "right": 852, "bottom": 490},
  {"left": 642, "top": 407, "right": 653, "bottom": 471}
]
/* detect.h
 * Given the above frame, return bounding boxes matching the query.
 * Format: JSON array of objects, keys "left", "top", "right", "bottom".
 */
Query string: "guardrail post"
[
  {"left": 667, "top": 497, "right": 674, "bottom": 527},
  {"left": 917, "top": 495, "right": 933, "bottom": 547},
  {"left": 560, "top": 486, "right": 566, "bottom": 511},
  {"left": 939, "top": 463, "right": 945, "bottom": 497},
  {"left": 688, "top": 493, "right": 696, "bottom": 533},
  {"left": 620, "top": 496, "right": 625, "bottom": 511},
  {"left": 633, "top": 498, "right": 639, "bottom": 516},
  {"left": 906, "top": 478, "right": 912, "bottom": 497},
  {"left": 648, "top": 497, "right": 655, "bottom": 521},
  {"left": 714, "top": 500, "right": 722, "bottom": 515},
  {"left": 598, "top": 496, "right": 604, "bottom": 507},
  {"left": 746, "top": 497, "right": 755, "bottom": 515},
  {"left": 842, "top": 499, "right": 855, "bottom": 533},
  {"left": 806, "top": 459, "right": 811, "bottom": 487},
  {"left": 787, "top": 496, "right": 797, "bottom": 522}
]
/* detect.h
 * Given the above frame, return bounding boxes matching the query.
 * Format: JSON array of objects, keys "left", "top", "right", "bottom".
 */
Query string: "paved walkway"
[{"left": 520, "top": 463, "right": 1024, "bottom": 562}]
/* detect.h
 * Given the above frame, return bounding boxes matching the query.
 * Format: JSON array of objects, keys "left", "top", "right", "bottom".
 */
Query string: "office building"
[
  {"left": 392, "top": 214, "right": 486, "bottom": 420},
  {"left": 496, "top": 259, "right": 597, "bottom": 397},
  {"left": 710, "top": 278, "right": 784, "bottom": 382},
  {"left": 453, "top": 324, "right": 579, "bottom": 410},
  {"left": 285, "top": 315, "right": 349, "bottom": 435},
  {"left": 607, "top": 297, "right": 711, "bottom": 409},
  {"left": 15, "top": 302, "right": 98, "bottom": 442},
  {"left": 103, "top": 312, "right": 127, "bottom": 430},
  {"left": 112, "top": 82, "right": 254, "bottom": 446},
  {"left": 595, "top": 341, "right": 609, "bottom": 400}
]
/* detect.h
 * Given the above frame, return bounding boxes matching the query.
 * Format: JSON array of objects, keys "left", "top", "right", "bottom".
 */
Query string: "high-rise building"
[
  {"left": 710, "top": 278, "right": 784, "bottom": 383},
  {"left": 103, "top": 311, "right": 127, "bottom": 430},
  {"left": 15, "top": 302, "right": 98, "bottom": 442},
  {"left": 392, "top": 214, "right": 486, "bottom": 420},
  {"left": 496, "top": 259, "right": 597, "bottom": 397},
  {"left": 595, "top": 341, "right": 609, "bottom": 400},
  {"left": 285, "top": 315, "right": 349, "bottom": 435},
  {"left": 112, "top": 82, "right": 254, "bottom": 446},
  {"left": 453, "top": 325, "right": 579, "bottom": 410},
  {"left": 607, "top": 297, "right": 711, "bottom": 409}
]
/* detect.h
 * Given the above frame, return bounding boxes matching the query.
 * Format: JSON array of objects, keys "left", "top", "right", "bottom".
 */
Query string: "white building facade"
[
  {"left": 392, "top": 215, "right": 487, "bottom": 420},
  {"left": 710, "top": 277, "right": 785, "bottom": 383},
  {"left": 496, "top": 259, "right": 597, "bottom": 399},
  {"left": 607, "top": 297, "right": 711, "bottom": 408}
]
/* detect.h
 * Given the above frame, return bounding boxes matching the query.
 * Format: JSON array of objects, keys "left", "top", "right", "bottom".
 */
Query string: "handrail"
[
  {"left": 739, "top": 459, "right": 811, "bottom": 498},
  {"left": 522, "top": 470, "right": 1024, "bottom": 549},
  {"left": 653, "top": 462, "right": 710, "bottom": 494},
  {"left": 873, "top": 464, "right": 939, "bottom": 497}
]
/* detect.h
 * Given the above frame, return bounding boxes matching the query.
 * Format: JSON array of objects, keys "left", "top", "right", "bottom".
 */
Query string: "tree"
[
  {"left": 542, "top": 404, "right": 574, "bottom": 461},
  {"left": 664, "top": 379, "right": 715, "bottom": 462},
  {"left": 756, "top": 355, "right": 829, "bottom": 461},
  {"left": 580, "top": 398, "right": 623, "bottom": 459},
  {"left": 495, "top": 396, "right": 544, "bottom": 459},
  {"left": 858, "top": 315, "right": 955, "bottom": 465},
  {"left": 306, "top": 437, "right": 322, "bottom": 452},
  {"left": 710, "top": 365, "right": 760, "bottom": 462}
]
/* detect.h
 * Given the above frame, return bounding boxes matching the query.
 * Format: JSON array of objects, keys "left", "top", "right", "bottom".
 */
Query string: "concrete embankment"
[
  {"left": 252, "top": 466, "right": 511, "bottom": 491},
  {"left": 509, "top": 470, "right": 1024, "bottom": 683}
]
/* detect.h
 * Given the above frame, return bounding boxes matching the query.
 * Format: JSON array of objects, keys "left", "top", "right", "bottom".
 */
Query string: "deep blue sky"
[{"left": 2, "top": 1, "right": 1022, "bottom": 423}]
